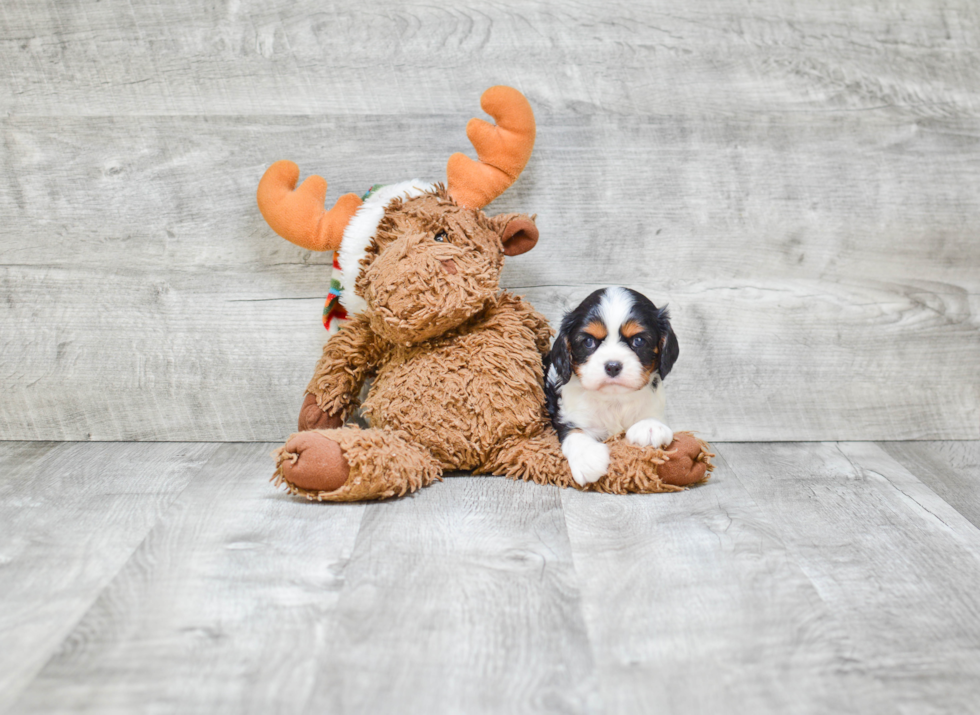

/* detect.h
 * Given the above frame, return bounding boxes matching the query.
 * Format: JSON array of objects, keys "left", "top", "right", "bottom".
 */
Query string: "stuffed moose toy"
[{"left": 257, "top": 86, "right": 713, "bottom": 501}]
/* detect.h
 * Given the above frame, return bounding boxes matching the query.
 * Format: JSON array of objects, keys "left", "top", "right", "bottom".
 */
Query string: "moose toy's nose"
[
  {"left": 604, "top": 361, "right": 623, "bottom": 377},
  {"left": 440, "top": 259, "right": 458, "bottom": 275}
]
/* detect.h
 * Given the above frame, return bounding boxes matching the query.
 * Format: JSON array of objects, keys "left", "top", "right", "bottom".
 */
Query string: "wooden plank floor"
[{"left": 2, "top": 441, "right": 978, "bottom": 714}]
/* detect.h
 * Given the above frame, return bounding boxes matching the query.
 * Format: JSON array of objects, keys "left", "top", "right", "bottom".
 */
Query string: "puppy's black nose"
[{"left": 604, "top": 361, "right": 623, "bottom": 377}]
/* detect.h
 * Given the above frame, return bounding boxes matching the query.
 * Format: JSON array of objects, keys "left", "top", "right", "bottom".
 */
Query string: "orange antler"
[
  {"left": 256, "top": 160, "right": 363, "bottom": 252},
  {"left": 447, "top": 86, "right": 536, "bottom": 209}
]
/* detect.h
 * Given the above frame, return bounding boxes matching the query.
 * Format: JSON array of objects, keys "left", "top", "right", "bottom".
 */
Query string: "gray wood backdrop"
[{"left": 1, "top": 0, "right": 978, "bottom": 442}]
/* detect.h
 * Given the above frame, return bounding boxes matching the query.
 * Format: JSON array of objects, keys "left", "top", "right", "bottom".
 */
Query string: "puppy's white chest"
[{"left": 559, "top": 376, "right": 665, "bottom": 441}]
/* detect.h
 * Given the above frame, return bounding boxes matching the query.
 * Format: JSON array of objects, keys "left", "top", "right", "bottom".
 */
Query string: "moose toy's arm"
[{"left": 299, "top": 314, "right": 388, "bottom": 431}]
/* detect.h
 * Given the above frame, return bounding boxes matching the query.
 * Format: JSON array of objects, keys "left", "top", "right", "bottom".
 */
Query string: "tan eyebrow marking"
[
  {"left": 583, "top": 320, "right": 607, "bottom": 340},
  {"left": 621, "top": 320, "right": 644, "bottom": 338}
]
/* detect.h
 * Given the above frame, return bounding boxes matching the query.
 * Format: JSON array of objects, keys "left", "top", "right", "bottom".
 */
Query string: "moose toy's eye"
[
  {"left": 581, "top": 335, "right": 598, "bottom": 350},
  {"left": 630, "top": 336, "right": 645, "bottom": 349},
  {"left": 434, "top": 231, "right": 447, "bottom": 242}
]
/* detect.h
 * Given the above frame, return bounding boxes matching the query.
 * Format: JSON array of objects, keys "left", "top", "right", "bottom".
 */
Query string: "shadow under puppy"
[{"left": 546, "top": 287, "right": 679, "bottom": 486}]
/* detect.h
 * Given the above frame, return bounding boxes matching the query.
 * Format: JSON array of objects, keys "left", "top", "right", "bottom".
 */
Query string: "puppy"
[{"left": 545, "top": 287, "right": 678, "bottom": 486}]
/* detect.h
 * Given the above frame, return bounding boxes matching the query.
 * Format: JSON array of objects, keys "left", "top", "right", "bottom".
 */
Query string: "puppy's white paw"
[
  {"left": 626, "top": 419, "right": 674, "bottom": 449},
  {"left": 562, "top": 433, "right": 610, "bottom": 487}
]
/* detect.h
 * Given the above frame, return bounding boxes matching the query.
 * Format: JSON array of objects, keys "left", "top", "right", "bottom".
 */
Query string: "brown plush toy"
[{"left": 256, "top": 86, "right": 713, "bottom": 501}]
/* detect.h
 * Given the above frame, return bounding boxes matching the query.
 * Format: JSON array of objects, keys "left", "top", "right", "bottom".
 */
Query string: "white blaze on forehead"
[
  {"left": 596, "top": 286, "right": 635, "bottom": 334},
  {"left": 577, "top": 287, "right": 646, "bottom": 392}
]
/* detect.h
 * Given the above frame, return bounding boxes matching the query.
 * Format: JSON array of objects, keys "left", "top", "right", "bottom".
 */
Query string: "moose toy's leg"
[
  {"left": 659, "top": 432, "right": 714, "bottom": 486},
  {"left": 482, "top": 430, "right": 576, "bottom": 489},
  {"left": 602, "top": 431, "right": 714, "bottom": 492},
  {"left": 486, "top": 429, "right": 713, "bottom": 493},
  {"left": 273, "top": 427, "right": 443, "bottom": 502}
]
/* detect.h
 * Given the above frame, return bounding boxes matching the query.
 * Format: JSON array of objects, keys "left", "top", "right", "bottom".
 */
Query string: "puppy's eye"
[
  {"left": 630, "top": 336, "right": 645, "bottom": 348},
  {"left": 582, "top": 335, "right": 598, "bottom": 349},
  {"left": 434, "top": 231, "right": 447, "bottom": 242}
]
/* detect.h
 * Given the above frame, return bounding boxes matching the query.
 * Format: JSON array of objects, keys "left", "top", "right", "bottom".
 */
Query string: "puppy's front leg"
[
  {"left": 626, "top": 418, "right": 674, "bottom": 449},
  {"left": 562, "top": 431, "right": 610, "bottom": 486}
]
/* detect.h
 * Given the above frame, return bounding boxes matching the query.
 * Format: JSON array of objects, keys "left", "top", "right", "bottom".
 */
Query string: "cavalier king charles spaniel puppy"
[{"left": 545, "top": 287, "right": 678, "bottom": 487}]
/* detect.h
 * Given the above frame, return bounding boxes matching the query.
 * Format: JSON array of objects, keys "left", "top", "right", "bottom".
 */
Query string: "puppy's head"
[{"left": 549, "top": 287, "right": 678, "bottom": 395}]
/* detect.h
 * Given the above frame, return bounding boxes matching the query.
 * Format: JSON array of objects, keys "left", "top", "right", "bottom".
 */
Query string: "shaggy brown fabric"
[
  {"left": 481, "top": 424, "right": 576, "bottom": 489},
  {"left": 485, "top": 426, "right": 713, "bottom": 494},
  {"left": 273, "top": 427, "right": 442, "bottom": 502},
  {"left": 275, "top": 186, "right": 715, "bottom": 502},
  {"left": 361, "top": 292, "right": 550, "bottom": 471},
  {"left": 594, "top": 432, "right": 714, "bottom": 494},
  {"left": 305, "top": 312, "right": 389, "bottom": 421},
  {"left": 273, "top": 421, "right": 712, "bottom": 500},
  {"left": 356, "top": 191, "right": 513, "bottom": 345}
]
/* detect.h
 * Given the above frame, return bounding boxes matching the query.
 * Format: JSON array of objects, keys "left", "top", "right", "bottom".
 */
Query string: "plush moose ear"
[{"left": 490, "top": 213, "right": 539, "bottom": 256}]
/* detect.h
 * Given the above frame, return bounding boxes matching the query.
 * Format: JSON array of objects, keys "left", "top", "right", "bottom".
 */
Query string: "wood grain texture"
[
  {"left": 8, "top": 442, "right": 366, "bottom": 715},
  {"left": 1, "top": 265, "right": 328, "bottom": 441},
  {"left": 3, "top": 441, "right": 980, "bottom": 712},
  {"left": 561, "top": 450, "right": 887, "bottom": 715},
  {"left": 2, "top": 1, "right": 978, "bottom": 117},
  {"left": 9, "top": 472, "right": 597, "bottom": 715},
  {"left": 4, "top": 265, "right": 975, "bottom": 441},
  {"left": 2, "top": 113, "right": 977, "bottom": 440},
  {"left": 0, "top": 441, "right": 219, "bottom": 713},
  {"left": 302, "top": 476, "right": 599, "bottom": 714},
  {"left": 2, "top": 0, "right": 979, "bottom": 440},
  {"left": 720, "top": 441, "right": 980, "bottom": 715},
  {"left": 878, "top": 440, "right": 980, "bottom": 530}
]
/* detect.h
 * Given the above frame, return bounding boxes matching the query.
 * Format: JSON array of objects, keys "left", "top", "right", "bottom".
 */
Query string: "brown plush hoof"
[
  {"left": 298, "top": 393, "right": 343, "bottom": 431},
  {"left": 280, "top": 432, "right": 351, "bottom": 493},
  {"left": 658, "top": 433, "right": 710, "bottom": 487}
]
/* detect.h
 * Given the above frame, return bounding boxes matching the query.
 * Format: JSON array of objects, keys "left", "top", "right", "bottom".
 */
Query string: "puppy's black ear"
[
  {"left": 657, "top": 307, "right": 679, "bottom": 380},
  {"left": 548, "top": 333, "right": 573, "bottom": 388}
]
